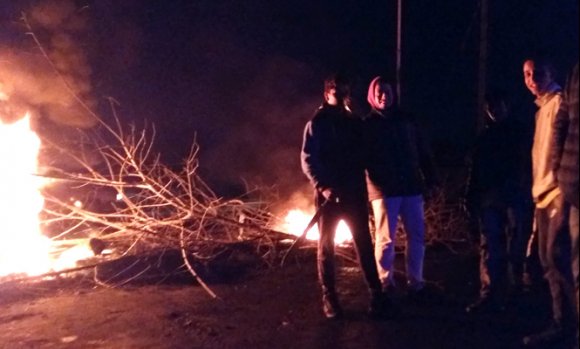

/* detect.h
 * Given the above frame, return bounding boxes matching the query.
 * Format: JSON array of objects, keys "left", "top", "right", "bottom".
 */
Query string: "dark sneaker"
[
  {"left": 322, "top": 294, "right": 343, "bottom": 320},
  {"left": 465, "top": 297, "right": 505, "bottom": 314},
  {"left": 368, "top": 292, "right": 401, "bottom": 320},
  {"left": 382, "top": 283, "right": 399, "bottom": 296},
  {"left": 522, "top": 320, "right": 564, "bottom": 346}
]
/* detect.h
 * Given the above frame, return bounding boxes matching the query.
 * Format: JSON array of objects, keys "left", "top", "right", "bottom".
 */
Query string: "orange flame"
[
  {"left": 0, "top": 114, "right": 52, "bottom": 275},
  {"left": 279, "top": 208, "right": 352, "bottom": 245},
  {"left": 0, "top": 114, "right": 92, "bottom": 277}
]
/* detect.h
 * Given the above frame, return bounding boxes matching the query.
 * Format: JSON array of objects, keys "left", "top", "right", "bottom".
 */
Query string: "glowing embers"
[
  {"left": 280, "top": 209, "right": 352, "bottom": 245},
  {"left": 0, "top": 114, "right": 52, "bottom": 276}
]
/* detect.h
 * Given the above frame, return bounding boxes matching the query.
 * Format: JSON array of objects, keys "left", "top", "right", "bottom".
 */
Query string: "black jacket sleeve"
[{"left": 301, "top": 117, "right": 332, "bottom": 191}]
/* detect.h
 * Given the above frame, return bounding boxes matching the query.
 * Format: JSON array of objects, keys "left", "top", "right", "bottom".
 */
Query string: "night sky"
[{"left": 1, "top": 0, "right": 578, "bottom": 201}]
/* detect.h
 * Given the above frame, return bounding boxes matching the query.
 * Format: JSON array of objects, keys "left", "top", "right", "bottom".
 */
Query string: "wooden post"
[
  {"left": 396, "top": 0, "right": 402, "bottom": 106},
  {"left": 476, "top": 0, "right": 488, "bottom": 134}
]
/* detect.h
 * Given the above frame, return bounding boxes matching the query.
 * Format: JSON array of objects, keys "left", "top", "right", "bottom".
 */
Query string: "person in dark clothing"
[
  {"left": 364, "top": 76, "right": 439, "bottom": 299},
  {"left": 465, "top": 89, "right": 534, "bottom": 314},
  {"left": 552, "top": 63, "right": 579, "bottom": 349},
  {"left": 301, "top": 74, "right": 393, "bottom": 320}
]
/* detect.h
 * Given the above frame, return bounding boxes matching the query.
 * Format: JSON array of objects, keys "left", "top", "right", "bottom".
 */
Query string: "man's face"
[
  {"left": 373, "top": 83, "right": 393, "bottom": 110},
  {"left": 325, "top": 82, "right": 350, "bottom": 106},
  {"left": 523, "top": 60, "right": 553, "bottom": 97}
]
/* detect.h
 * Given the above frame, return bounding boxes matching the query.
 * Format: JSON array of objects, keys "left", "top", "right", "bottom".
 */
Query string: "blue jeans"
[
  {"left": 478, "top": 201, "right": 533, "bottom": 300},
  {"left": 371, "top": 195, "right": 425, "bottom": 290}
]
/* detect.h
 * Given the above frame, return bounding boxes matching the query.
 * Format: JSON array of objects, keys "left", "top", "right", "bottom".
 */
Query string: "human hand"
[
  {"left": 322, "top": 188, "right": 334, "bottom": 200},
  {"left": 321, "top": 188, "right": 339, "bottom": 203}
]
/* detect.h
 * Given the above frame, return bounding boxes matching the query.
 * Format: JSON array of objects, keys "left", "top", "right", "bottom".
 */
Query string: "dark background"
[{"left": 1, "top": 0, "right": 578, "bottom": 201}]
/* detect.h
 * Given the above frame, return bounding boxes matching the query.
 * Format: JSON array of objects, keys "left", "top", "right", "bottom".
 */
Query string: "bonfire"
[{"left": 0, "top": 14, "right": 469, "bottom": 302}]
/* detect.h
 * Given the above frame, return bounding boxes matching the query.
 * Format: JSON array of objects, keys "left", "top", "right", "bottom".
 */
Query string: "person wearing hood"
[
  {"left": 522, "top": 57, "right": 576, "bottom": 347},
  {"left": 363, "top": 76, "right": 439, "bottom": 301}
]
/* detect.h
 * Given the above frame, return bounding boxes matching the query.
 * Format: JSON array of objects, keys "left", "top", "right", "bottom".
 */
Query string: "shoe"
[
  {"left": 522, "top": 320, "right": 564, "bottom": 346},
  {"left": 322, "top": 293, "right": 343, "bottom": 319},
  {"left": 382, "top": 283, "right": 398, "bottom": 295},
  {"left": 465, "top": 297, "right": 505, "bottom": 314},
  {"left": 368, "top": 292, "right": 401, "bottom": 320}
]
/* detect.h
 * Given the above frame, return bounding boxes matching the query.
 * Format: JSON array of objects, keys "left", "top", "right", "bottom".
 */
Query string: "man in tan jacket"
[{"left": 522, "top": 57, "right": 576, "bottom": 347}]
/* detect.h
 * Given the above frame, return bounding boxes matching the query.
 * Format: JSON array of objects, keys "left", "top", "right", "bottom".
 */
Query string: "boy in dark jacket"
[
  {"left": 301, "top": 74, "right": 393, "bottom": 319},
  {"left": 465, "top": 89, "right": 534, "bottom": 313}
]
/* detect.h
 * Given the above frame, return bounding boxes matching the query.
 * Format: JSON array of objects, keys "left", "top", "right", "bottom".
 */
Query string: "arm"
[
  {"left": 300, "top": 118, "right": 333, "bottom": 192},
  {"left": 551, "top": 94, "right": 569, "bottom": 175}
]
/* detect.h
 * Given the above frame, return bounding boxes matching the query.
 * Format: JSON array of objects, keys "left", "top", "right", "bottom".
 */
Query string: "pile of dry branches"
[
  {"left": 40, "top": 108, "right": 292, "bottom": 298},
  {"left": 3, "top": 15, "right": 293, "bottom": 298}
]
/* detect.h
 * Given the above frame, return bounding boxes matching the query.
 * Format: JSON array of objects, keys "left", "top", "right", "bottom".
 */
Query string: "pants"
[
  {"left": 371, "top": 195, "right": 425, "bottom": 290},
  {"left": 536, "top": 195, "right": 575, "bottom": 324},
  {"left": 478, "top": 201, "right": 533, "bottom": 300},
  {"left": 569, "top": 205, "right": 579, "bottom": 334},
  {"left": 317, "top": 193, "right": 381, "bottom": 296}
]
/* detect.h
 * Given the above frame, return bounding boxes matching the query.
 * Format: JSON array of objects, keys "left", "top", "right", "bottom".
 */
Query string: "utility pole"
[
  {"left": 396, "top": 0, "right": 402, "bottom": 106},
  {"left": 476, "top": 0, "right": 488, "bottom": 133}
]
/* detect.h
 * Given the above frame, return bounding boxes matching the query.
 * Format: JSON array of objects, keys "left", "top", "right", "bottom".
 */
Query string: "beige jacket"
[{"left": 531, "top": 83, "right": 562, "bottom": 206}]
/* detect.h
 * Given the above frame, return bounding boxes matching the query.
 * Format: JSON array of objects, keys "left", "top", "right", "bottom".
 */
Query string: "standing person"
[
  {"left": 301, "top": 73, "right": 393, "bottom": 320},
  {"left": 521, "top": 57, "right": 576, "bottom": 346},
  {"left": 552, "top": 62, "right": 579, "bottom": 349},
  {"left": 464, "top": 89, "right": 534, "bottom": 314},
  {"left": 364, "top": 76, "right": 439, "bottom": 299}
]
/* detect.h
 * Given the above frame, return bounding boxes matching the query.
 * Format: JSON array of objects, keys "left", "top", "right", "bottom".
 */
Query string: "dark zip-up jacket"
[
  {"left": 467, "top": 118, "right": 532, "bottom": 209},
  {"left": 364, "top": 109, "right": 438, "bottom": 200},
  {"left": 301, "top": 103, "right": 367, "bottom": 197}
]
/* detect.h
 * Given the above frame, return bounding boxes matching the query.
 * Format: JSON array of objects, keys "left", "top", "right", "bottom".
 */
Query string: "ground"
[{"left": 0, "top": 243, "right": 573, "bottom": 349}]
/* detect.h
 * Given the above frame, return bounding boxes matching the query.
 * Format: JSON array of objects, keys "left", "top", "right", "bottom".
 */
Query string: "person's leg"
[
  {"left": 345, "top": 198, "right": 382, "bottom": 294},
  {"left": 371, "top": 198, "right": 394, "bottom": 288},
  {"left": 372, "top": 197, "right": 401, "bottom": 288},
  {"left": 524, "top": 220, "right": 544, "bottom": 289},
  {"left": 345, "top": 196, "right": 398, "bottom": 318},
  {"left": 526, "top": 197, "right": 574, "bottom": 344},
  {"left": 317, "top": 199, "right": 341, "bottom": 318},
  {"left": 479, "top": 206, "right": 507, "bottom": 302},
  {"left": 398, "top": 195, "right": 426, "bottom": 290},
  {"left": 544, "top": 197, "right": 573, "bottom": 327},
  {"left": 466, "top": 206, "right": 508, "bottom": 313},
  {"left": 569, "top": 205, "right": 579, "bottom": 347},
  {"left": 508, "top": 201, "right": 534, "bottom": 292}
]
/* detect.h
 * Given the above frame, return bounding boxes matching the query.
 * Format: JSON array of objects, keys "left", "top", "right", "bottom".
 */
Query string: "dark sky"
[{"left": 1, "top": 0, "right": 578, "bottom": 201}]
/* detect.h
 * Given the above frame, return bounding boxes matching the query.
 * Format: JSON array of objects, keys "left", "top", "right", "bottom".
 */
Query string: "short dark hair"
[
  {"left": 324, "top": 73, "right": 351, "bottom": 94},
  {"left": 526, "top": 54, "right": 557, "bottom": 77}
]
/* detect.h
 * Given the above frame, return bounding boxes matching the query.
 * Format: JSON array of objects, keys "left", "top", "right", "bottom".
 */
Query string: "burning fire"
[
  {"left": 280, "top": 209, "right": 352, "bottom": 245},
  {"left": 0, "top": 114, "right": 91, "bottom": 277}
]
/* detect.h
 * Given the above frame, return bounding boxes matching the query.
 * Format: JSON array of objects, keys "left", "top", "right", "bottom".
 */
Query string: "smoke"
[
  {"left": 0, "top": 0, "right": 96, "bottom": 128},
  {"left": 201, "top": 53, "right": 322, "bottom": 204},
  {"left": 94, "top": 8, "right": 326, "bottom": 206},
  {"left": 1, "top": 1, "right": 342, "bottom": 210}
]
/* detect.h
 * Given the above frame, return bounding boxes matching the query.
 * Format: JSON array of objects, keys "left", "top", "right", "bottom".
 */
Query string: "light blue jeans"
[{"left": 371, "top": 195, "right": 425, "bottom": 290}]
